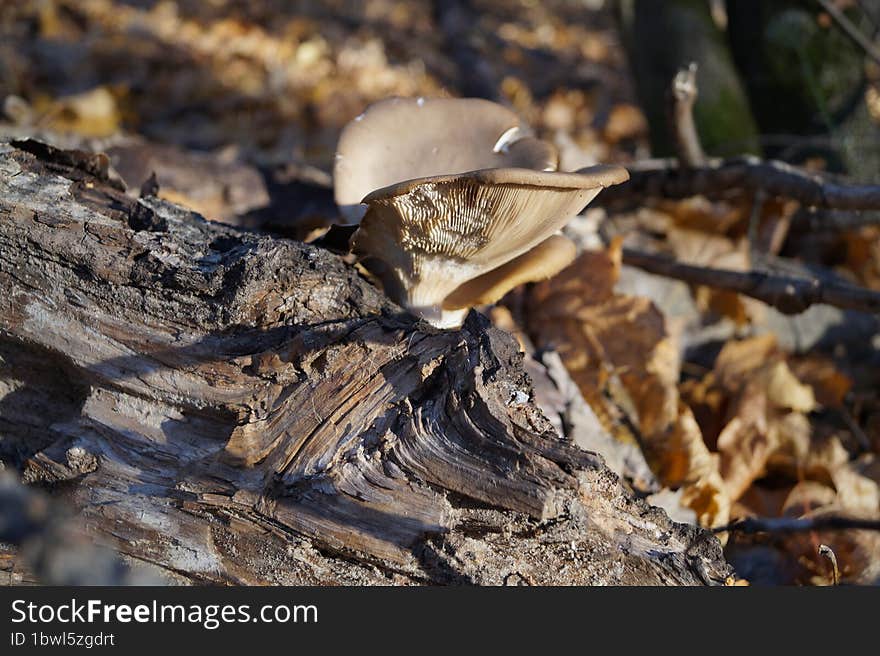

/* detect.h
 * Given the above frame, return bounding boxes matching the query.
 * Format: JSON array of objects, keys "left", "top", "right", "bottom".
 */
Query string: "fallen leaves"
[
  {"left": 529, "top": 239, "right": 730, "bottom": 528},
  {"left": 527, "top": 238, "right": 879, "bottom": 581},
  {"left": 686, "top": 336, "right": 880, "bottom": 583},
  {"left": 8, "top": 87, "right": 124, "bottom": 138},
  {"left": 6, "top": 0, "right": 880, "bottom": 586}
]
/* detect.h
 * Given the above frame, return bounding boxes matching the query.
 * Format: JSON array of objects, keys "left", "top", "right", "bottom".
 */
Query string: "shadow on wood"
[{"left": 0, "top": 140, "right": 731, "bottom": 585}]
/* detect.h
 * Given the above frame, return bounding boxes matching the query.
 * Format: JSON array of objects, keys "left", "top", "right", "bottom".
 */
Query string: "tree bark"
[{"left": 0, "top": 139, "right": 731, "bottom": 585}]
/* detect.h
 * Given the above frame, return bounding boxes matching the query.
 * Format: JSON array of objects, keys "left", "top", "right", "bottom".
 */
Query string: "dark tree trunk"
[
  {"left": 726, "top": 0, "right": 879, "bottom": 179},
  {"left": 0, "top": 140, "right": 731, "bottom": 585},
  {"left": 619, "top": 0, "right": 761, "bottom": 157}
]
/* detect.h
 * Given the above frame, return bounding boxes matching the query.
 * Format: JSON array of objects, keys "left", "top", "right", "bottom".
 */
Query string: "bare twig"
[
  {"left": 746, "top": 188, "right": 767, "bottom": 262},
  {"left": 599, "top": 156, "right": 880, "bottom": 212},
  {"left": 791, "top": 207, "right": 880, "bottom": 231},
  {"left": 814, "top": 0, "right": 880, "bottom": 67},
  {"left": 622, "top": 247, "right": 880, "bottom": 315},
  {"left": 818, "top": 544, "right": 841, "bottom": 585},
  {"left": 668, "top": 63, "right": 706, "bottom": 167},
  {"left": 714, "top": 515, "right": 880, "bottom": 534}
]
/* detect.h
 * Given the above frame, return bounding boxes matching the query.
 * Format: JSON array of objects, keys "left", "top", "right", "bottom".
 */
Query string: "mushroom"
[
  {"left": 351, "top": 165, "right": 629, "bottom": 328},
  {"left": 333, "top": 96, "right": 557, "bottom": 224},
  {"left": 441, "top": 234, "right": 577, "bottom": 312}
]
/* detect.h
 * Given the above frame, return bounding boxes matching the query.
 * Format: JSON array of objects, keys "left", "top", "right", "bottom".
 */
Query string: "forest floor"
[{"left": 2, "top": 0, "right": 880, "bottom": 585}]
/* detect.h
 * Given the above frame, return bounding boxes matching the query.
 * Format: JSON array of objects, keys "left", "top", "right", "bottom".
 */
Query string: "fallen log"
[{"left": 0, "top": 139, "right": 731, "bottom": 585}]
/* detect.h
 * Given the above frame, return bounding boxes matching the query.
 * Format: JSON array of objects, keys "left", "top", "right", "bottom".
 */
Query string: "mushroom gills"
[{"left": 352, "top": 166, "right": 628, "bottom": 328}]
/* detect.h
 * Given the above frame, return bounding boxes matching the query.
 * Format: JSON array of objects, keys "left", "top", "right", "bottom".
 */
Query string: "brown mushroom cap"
[
  {"left": 351, "top": 164, "right": 629, "bottom": 327},
  {"left": 333, "top": 97, "right": 557, "bottom": 223}
]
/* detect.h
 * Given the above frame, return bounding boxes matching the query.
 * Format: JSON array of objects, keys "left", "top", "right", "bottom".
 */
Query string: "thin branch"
[
  {"left": 746, "top": 188, "right": 767, "bottom": 261},
  {"left": 668, "top": 63, "right": 706, "bottom": 167},
  {"left": 815, "top": 0, "right": 880, "bottom": 67},
  {"left": 714, "top": 514, "right": 880, "bottom": 534},
  {"left": 621, "top": 247, "right": 880, "bottom": 315},
  {"left": 791, "top": 207, "right": 880, "bottom": 231},
  {"left": 599, "top": 156, "right": 880, "bottom": 212},
  {"left": 818, "top": 544, "right": 840, "bottom": 585}
]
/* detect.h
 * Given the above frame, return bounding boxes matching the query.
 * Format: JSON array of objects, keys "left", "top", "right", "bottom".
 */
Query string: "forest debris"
[
  {"left": 686, "top": 336, "right": 816, "bottom": 500},
  {"left": 620, "top": 247, "right": 880, "bottom": 315},
  {"left": 528, "top": 239, "right": 729, "bottom": 527},
  {"left": 0, "top": 140, "right": 733, "bottom": 584},
  {"left": 602, "top": 103, "right": 649, "bottom": 145},
  {"left": 602, "top": 156, "right": 880, "bottom": 212},
  {"left": 31, "top": 86, "right": 122, "bottom": 138},
  {"left": 789, "top": 354, "right": 852, "bottom": 409},
  {"left": 666, "top": 226, "right": 753, "bottom": 324}
]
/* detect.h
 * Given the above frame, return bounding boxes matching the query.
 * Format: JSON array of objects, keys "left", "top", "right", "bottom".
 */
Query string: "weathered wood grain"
[{"left": 0, "top": 139, "right": 731, "bottom": 585}]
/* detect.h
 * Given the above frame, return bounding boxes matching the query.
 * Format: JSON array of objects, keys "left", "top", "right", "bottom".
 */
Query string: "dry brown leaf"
[
  {"left": 689, "top": 336, "right": 820, "bottom": 502},
  {"left": 737, "top": 484, "right": 794, "bottom": 518},
  {"left": 767, "top": 411, "right": 813, "bottom": 470},
  {"left": 718, "top": 421, "right": 773, "bottom": 502},
  {"left": 528, "top": 241, "right": 729, "bottom": 527},
  {"left": 675, "top": 228, "right": 751, "bottom": 324},
  {"left": 843, "top": 226, "right": 880, "bottom": 290},
  {"left": 667, "top": 228, "right": 748, "bottom": 270},
  {"left": 714, "top": 334, "right": 779, "bottom": 387},
  {"left": 659, "top": 201, "right": 745, "bottom": 236},
  {"left": 680, "top": 373, "right": 728, "bottom": 450},
  {"left": 765, "top": 361, "right": 816, "bottom": 413},
  {"left": 781, "top": 481, "right": 838, "bottom": 517},
  {"left": 695, "top": 288, "right": 749, "bottom": 326},
  {"left": 665, "top": 404, "right": 729, "bottom": 527},
  {"left": 724, "top": 576, "right": 750, "bottom": 586},
  {"left": 34, "top": 87, "right": 123, "bottom": 138},
  {"left": 790, "top": 355, "right": 852, "bottom": 409},
  {"left": 602, "top": 103, "right": 647, "bottom": 144}
]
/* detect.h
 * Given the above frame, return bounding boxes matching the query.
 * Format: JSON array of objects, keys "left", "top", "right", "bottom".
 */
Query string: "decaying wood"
[{"left": 0, "top": 139, "right": 731, "bottom": 585}]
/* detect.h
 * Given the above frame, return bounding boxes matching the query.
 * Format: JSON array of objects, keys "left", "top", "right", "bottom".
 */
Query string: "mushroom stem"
[
  {"left": 407, "top": 304, "right": 470, "bottom": 329},
  {"left": 403, "top": 271, "right": 478, "bottom": 328}
]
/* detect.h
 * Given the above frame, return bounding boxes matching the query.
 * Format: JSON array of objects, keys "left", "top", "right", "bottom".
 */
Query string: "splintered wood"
[{"left": 0, "top": 141, "right": 731, "bottom": 585}]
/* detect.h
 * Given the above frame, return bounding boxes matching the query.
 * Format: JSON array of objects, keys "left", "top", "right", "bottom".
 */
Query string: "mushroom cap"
[
  {"left": 333, "top": 96, "right": 557, "bottom": 223},
  {"left": 351, "top": 164, "right": 629, "bottom": 325}
]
